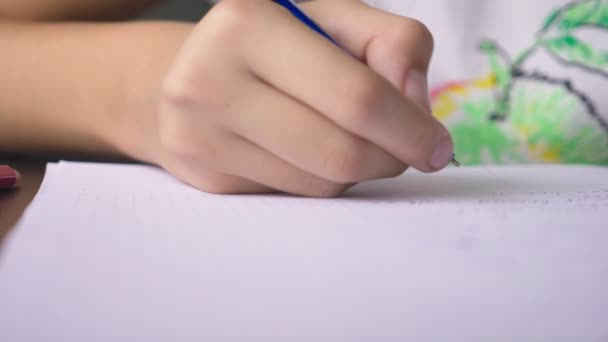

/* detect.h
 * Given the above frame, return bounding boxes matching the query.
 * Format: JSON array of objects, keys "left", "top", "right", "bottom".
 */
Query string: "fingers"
[
  {"left": 220, "top": 136, "right": 353, "bottom": 198},
  {"left": 156, "top": 0, "right": 454, "bottom": 197},
  {"left": 225, "top": 79, "right": 408, "bottom": 183},
  {"left": 158, "top": 96, "right": 352, "bottom": 197},
  {"left": 302, "top": 0, "right": 435, "bottom": 111},
  {"left": 236, "top": 1, "right": 452, "bottom": 171},
  {"left": 163, "top": 133, "right": 352, "bottom": 198},
  {"left": 178, "top": 169, "right": 275, "bottom": 195}
]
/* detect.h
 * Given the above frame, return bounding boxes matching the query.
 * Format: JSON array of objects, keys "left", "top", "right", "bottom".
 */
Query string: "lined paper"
[{"left": 1, "top": 162, "right": 607, "bottom": 342}]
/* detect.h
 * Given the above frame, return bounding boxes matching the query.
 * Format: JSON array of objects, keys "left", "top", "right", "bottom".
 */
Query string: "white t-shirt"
[{"left": 366, "top": 0, "right": 608, "bottom": 165}]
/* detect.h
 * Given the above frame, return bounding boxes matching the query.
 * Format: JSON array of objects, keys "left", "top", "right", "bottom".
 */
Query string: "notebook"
[{"left": 1, "top": 161, "right": 607, "bottom": 341}]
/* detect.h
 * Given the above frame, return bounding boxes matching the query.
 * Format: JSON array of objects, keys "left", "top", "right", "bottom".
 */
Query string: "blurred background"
[{"left": 141, "top": 0, "right": 213, "bottom": 22}]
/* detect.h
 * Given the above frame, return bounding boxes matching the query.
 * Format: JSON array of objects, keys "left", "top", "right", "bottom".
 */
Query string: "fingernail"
[
  {"left": 431, "top": 134, "right": 454, "bottom": 170},
  {"left": 405, "top": 69, "right": 432, "bottom": 112},
  {"left": 0, "top": 165, "right": 21, "bottom": 189}
]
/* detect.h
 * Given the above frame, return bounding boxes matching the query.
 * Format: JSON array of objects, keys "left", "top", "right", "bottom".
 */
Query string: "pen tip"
[{"left": 450, "top": 154, "right": 461, "bottom": 167}]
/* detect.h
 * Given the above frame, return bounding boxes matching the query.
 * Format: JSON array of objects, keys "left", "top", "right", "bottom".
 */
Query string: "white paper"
[{"left": 1, "top": 161, "right": 607, "bottom": 342}]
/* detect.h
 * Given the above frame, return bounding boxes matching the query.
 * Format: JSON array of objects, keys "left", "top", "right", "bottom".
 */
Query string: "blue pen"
[
  {"left": 271, "top": 0, "right": 460, "bottom": 167},
  {"left": 271, "top": 0, "right": 339, "bottom": 46}
]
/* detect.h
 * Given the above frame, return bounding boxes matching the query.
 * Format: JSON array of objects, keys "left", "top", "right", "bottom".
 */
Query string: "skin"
[
  {"left": 0, "top": 0, "right": 454, "bottom": 197},
  {"left": 0, "top": 0, "right": 164, "bottom": 20}
]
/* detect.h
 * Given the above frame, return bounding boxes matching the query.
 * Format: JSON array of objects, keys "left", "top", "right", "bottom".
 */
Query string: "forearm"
[
  {"left": 0, "top": 0, "right": 165, "bottom": 21},
  {"left": 0, "top": 20, "right": 192, "bottom": 161}
]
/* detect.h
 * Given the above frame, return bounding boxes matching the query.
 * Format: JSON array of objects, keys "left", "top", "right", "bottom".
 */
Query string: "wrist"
[{"left": 106, "top": 22, "right": 193, "bottom": 165}]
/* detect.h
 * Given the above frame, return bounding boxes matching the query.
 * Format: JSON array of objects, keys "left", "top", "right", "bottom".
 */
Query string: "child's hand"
[{"left": 156, "top": 0, "right": 452, "bottom": 197}]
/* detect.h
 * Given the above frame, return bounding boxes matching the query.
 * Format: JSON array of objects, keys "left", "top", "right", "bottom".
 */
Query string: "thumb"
[{"left": 302, "top": 0, "right": 434, "bottom": 111}]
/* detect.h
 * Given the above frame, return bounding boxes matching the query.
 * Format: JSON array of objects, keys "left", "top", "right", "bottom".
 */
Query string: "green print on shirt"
[{"left": 432, "top": 0, "right": 608, "bottom": 165}]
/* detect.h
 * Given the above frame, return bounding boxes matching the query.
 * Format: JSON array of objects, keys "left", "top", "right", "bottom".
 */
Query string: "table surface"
[{"left": 0, "top": 159, "right": 46, "bottom": 246}]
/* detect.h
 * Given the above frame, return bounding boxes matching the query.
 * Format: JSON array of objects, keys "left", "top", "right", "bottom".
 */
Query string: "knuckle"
[
  {"left": 401, "top": 19, "right": 434, "bottom": 51},
  {"left": 161, "top": 64, "right": 228, "bottom": 119},
  {"left": 323, "top": 138, "right": 369, "bottom": 182},
  {"left": 161, "top": 72, "right": 201, "bottom": 110}
]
